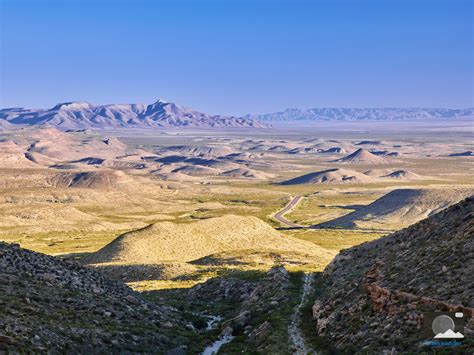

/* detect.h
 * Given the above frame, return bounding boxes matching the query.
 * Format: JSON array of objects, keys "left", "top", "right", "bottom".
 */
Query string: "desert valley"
[{"left": 0, "top": 100, "right": 473, "bottom": 353}]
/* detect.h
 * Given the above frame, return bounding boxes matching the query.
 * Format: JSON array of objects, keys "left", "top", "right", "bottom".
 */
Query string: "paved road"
[{"left": 273, "top": 195, "right": 303, "bottom": 228}]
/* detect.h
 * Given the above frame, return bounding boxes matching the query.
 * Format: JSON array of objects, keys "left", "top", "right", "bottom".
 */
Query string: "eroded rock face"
[
  {"left": 312, "top": 197, "right": 474, "bottom": 352},
  {"left": 248, "top": 321, "right": 272, "bottom": 343},
  {"left": 0, "top": 242, "right": 190, "bottom": 352}
]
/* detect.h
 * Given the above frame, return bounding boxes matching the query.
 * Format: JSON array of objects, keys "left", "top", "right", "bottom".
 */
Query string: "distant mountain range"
[
  {"left": 245, "top": 107, "right": 474, "bottom": 121},
  {"left": 0, "top": 100, "right": 268, "bottom": 129},
  {"left": 2, "top": 102, "right": 473, "bottom": 130}
]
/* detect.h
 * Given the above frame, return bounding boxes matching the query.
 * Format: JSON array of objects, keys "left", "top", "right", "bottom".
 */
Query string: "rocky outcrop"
[
  {"left": 0, "top": 242, "right": 191, "bottom": 352},
  {"left": 363, "top": 262, "right": 474, "bottom": 318},
  {"left": 312, "top": 196, "right": 474, "bottom": 352}
]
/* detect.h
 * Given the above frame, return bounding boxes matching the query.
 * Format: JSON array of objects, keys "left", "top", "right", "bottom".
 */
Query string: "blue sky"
[{"left": 1, "top": 0, "right": 472, "bottom": 115}]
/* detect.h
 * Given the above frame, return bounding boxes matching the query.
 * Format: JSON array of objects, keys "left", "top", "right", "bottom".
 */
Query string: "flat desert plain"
[{"left": 1, "top": 122, "right": 472, "bottom": 289}]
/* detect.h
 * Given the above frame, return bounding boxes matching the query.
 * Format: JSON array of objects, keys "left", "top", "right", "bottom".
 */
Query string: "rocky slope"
[
  {"left": 311, "top": 196, "right": 474, "bottom": 352},
  {"left": 0, "top": 100, "right": 268, "bottom": 129},
  {"left": 0, "top": 240, "right": 316, "bottom": 354},
  {"left": 0, "top": 242, "right": 194, "bottom": 353},
  {"left": 247, "top": 107, "right": 474, "bottom": 122}
]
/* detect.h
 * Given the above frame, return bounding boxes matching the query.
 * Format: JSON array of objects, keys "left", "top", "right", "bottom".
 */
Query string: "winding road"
[{"left": 273, "top": 195, "right": 304, "bottom": 228}]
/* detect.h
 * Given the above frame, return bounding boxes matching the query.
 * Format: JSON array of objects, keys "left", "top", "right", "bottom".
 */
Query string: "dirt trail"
[
  {"left": 273, "top": 195, "right": 303, "bottom": 228},
  {"left": 288, "top": 273, "right": 316, "bottom": 355}
]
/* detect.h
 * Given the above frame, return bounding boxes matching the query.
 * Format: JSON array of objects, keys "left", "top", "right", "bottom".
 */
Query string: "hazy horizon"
[{"left": 2, "top": 99, "right": 474, "bottom": 113}]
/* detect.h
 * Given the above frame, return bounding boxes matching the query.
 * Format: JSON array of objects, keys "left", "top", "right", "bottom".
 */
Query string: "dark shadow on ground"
[
  {"left": 57, "top": 251, "right": 92, "bottom": 262},
  {"left": 332, "top": 204, "right": 366, "bottom": 210},
  {"left": 275, "top": 226, "right": 306, "bottom": 231}
]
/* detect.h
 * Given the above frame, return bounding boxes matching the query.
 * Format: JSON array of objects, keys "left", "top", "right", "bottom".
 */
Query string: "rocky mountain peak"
[{"left": 52, "top": 101, "right": 94, "bottom": 111}]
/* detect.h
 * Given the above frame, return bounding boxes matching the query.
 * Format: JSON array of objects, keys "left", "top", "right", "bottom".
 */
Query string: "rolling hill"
[
  {"left": 383, "top": 169, "right": 420, "bottom": 179},
  {"left": 280, "top": 168, "right": 371, "bottom": 185},
  {"left": 85, "top": 215, "right": 334, "bottom": 264},
  {"left": 335, "top": 148, "right": 389, "bottom": 164}
]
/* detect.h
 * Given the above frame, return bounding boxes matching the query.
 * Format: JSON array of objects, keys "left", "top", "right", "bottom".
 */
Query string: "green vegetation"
[
  {"left": 287, "top": 228, "right": 385, "bottom": 251},
  {"left": 189, "top": 191, "right": 289, "bottom": 226},
  {"left": 284, "top": 191, "right": 382, "bottom": 226},
  {"left": 144, "top": 269, "right": 307, "bottom": 354},
  {"left": 0, "top": 230, "right": 124, "bottom": 255},
  {"left": 221, "top": 272, "right": 305, "bottom": 354},
  {"left": 299, "top": 273, "right": 336, "bottom": 353}
]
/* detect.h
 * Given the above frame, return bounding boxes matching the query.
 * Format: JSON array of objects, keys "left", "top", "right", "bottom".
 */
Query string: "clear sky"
[{"left": 0, "top": 0, "right": 472, "bottom": 115}]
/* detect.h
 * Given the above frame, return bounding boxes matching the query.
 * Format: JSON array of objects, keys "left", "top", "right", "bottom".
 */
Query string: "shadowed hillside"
[
  {"left": 316, "top": 188, "right": 474, "bottom": 230},
  {"left": 280, "top": 168, "right": 371, "bottom": 185},
  {"left": 0, "top": 242, "right": 194, "bottom": 352},
  {"left": 312, "top": 196, "right": 474, "bottom": 352}
]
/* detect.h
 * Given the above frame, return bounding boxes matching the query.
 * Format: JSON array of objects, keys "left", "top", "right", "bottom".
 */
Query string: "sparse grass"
[
  {"left": 128, "top": 279, "right": 206, "bottom": 291},
  {"left": 2, "top": 133, "right": 473, "bottom": 298},
  {"left": 189, "top": 191, "right": 289, "bottom": 226},
  {"left": 287, "top": 228, "right": 385, "bottom": 251},
  {"left": 2, "top": 125, "right": 474, "bottom": 353},
  {"left": 284, "top": 191, "right": 382, "bottom": 226},
  {"left": 0, "top": 230, "right": 125, "bottom": 255}
]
